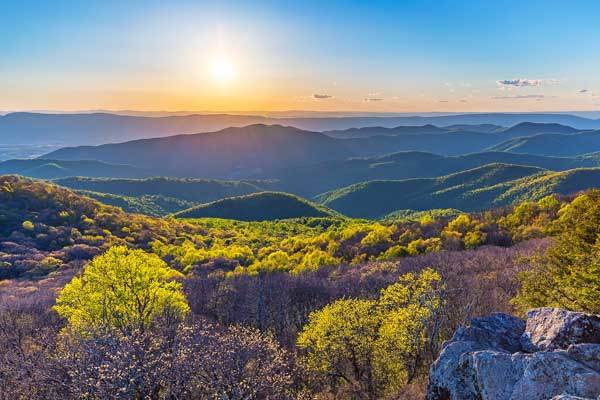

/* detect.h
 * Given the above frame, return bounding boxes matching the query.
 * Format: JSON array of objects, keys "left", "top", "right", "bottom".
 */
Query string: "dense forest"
[{"left": 2, "top": 173, "right": 599, "bottom": 398}]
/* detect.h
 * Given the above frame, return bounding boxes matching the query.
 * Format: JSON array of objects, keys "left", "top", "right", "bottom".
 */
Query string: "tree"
[
  {"left": 513, "top": 191, "right": 600, "bottom": 313},
  {"left": 54, "top": 245, "right": 189, "bottom": 335},
  {"left": 297, "top": 269, "right": 444, "bottom": 399},
  {"left": 375, "top": 269, "right": 444, "bottom": 394},
  {"left": 297, "top": 298, "right": 380, "bottom": 399}
]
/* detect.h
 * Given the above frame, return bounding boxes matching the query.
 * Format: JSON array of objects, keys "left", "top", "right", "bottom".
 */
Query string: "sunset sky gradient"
[{"left": 2, "top": 0, "right": 600, "bottom": 112}]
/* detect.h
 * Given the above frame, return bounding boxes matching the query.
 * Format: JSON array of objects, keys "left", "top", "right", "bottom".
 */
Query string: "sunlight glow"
[{"left": 211, "top": 57, "right": 234, "bottom": 83}]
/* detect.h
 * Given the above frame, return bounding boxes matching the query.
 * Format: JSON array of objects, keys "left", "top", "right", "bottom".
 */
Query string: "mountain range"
[
  {"left": 3, "top": 114, "right": 600, "bottom": 221},
  {"left": 317, "top": 163, "right": 600, "bottom": 218},
  {"left": 42, "top": 122, "right": 600, "bottom": 179},
  {"left": 3, "top": 111, "right": 600, "bottom": 146}
]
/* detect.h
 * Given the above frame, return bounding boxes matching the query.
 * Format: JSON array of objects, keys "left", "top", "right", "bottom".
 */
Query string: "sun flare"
[{"left": 211, "top": 57, "right": 234, "bottom": 83}]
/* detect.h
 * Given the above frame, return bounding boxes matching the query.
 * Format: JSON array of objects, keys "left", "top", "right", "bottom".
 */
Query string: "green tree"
[
  {"left": 513, "top": 191, "right": 600, "bottom": 313},
  {"left": 297, "top": 298, "right": 380, "bottom": 399},
  {"left": 297, "top": 268, "right": 444, "bottom": 399},
  {"left": 54, "top": 245, "right": 189, "bottom": 335}
]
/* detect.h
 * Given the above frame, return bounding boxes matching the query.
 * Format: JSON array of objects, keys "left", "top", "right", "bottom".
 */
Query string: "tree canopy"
[
  {"left": 54, "top": 246, "right": 189, "bottom": 335},
  {"left": 513, "top": 190, "right": 600, "bottom": 314},
  {"left": 297, "top": 268, "right": 444, "bottom": 399}
]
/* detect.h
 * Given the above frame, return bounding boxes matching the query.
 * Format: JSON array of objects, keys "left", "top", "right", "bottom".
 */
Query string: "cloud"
[
  {"left": 438, "top": 100, "right": 449, "bottom": 103},
  {"left": 363, "top": 97, "right": 384, "bottom": 102},
  {"left": 496, "top": 78, "right": 559, "bottom": 88},
  {"left": 492, "top": 94, "right": 547, "bottom": 100},
  {"left": 313, "top": 93, "right": 333, "bottom": 99},
  {"left": 579, "top": 89, "right": 590, "bottom": 93}
]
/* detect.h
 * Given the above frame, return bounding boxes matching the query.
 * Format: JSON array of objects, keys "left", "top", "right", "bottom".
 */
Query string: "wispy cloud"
[
  {"left": 492, "top": 94, "right": 547, "bottom": 100},
  {"left": 496, "top": 78, "right": 559, "bottom": 88},
  {"left": 579, "top": 89, "right": 590, "bottom": 93},
  {"left": 312, "top": 93, "right": 333, "bottom": 99},
  {"left": 363, "top": 97, "right": 384, "bottom": 102}
]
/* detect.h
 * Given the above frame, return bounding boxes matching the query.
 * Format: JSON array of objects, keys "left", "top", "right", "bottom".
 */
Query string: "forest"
[{"left": 1, "top": 173, "right": 598, "bottom": 398}]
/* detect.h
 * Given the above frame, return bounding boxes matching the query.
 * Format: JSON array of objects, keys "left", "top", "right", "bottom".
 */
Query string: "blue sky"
[{"left": 2, "top": 0, "right": 600, "bottom": 112}]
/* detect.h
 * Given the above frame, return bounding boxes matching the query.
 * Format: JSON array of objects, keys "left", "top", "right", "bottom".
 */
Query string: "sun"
[{"left": 211, "top": 57, "right": 234, "bottom": 83}]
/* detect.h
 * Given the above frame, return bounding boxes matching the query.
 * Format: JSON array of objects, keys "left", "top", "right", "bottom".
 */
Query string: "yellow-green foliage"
[
  {"left": 513, "top": 191, "right": 600, "bottom": 314},
  {"left": 297, "top": 269, "right": 444, "bottom": 397},
  {"left": 150, "top": 193, "right": 572, "bottom": 275},
  {"left": 0, "top": 176, "right": 579, "bottom": 281},
  {"left": 22, "top": 220, "right": 34, "bottom": 231},
  {"left": 442, "top": 214, "right": 487, "bottom": 249},
  {"left": 54, "top": 246, "right": 189, "bottom": 335},
  {"left": 499, "top": 194, "right": 561, "bottom": 241}
]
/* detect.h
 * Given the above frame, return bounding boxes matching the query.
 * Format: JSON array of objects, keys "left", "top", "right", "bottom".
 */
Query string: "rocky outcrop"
[
  {"left": 521, "top": 308, "right": 600, "bottom": 352},
  {"left": 427, "top": 308, "right": 600, "bottom": 400}
]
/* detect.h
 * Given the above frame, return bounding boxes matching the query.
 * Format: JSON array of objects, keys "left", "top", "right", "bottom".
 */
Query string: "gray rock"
[
  {"left": 521, "top": 308, "right": 600, "bottom": 352},
  {"left": 567, "top": 344, "right": 600, "bottom": 372},
  {"left": 427, "top": 309, "right": 600, "bottom": 400},
  {"left": 454, "top": 312, "right": 525, "bottom": 352},
  {"left": 427, "top": 313, "right": 525, "bottom": 400}
]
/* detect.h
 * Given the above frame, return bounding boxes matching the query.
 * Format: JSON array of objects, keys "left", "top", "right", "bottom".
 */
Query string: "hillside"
[
  {"left": 0, "top": 159, "right": 150, "bottom": 179},
  {"left": 174, "top": 192, "right": 339, "bottom": 221},
  {"left": 497, "top": 122, "right": 581, "bottom": 138},
  {"left": 43, "top": 124, "right": 512, "bottom": 178},
  {"left": 44, "top": 124, "right": 357, "bottom": 178},
  {"left": 267, "top": 151, "right": 596, "bottom": 196},
  {"left": 319, "top": 164, "right": 600, "bottom": 218},
  {"left": 54, "top": 176, "right": 269, "bottom": 203},
  {"left": 482, "top": 168, "right": 600, "bottom": 205},
  {"left": 317, "top": 163, "right": 548, "bottom": 218},
  {"left": 77, "top": 190, "right": 196, "bottom": 216},
  {"left": 489, "top": 130, "right": 600, "bottom": 156}
]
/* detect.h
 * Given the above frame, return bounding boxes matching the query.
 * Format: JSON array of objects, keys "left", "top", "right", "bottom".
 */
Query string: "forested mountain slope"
[
  {"left": 489, "top": 130, "right": 600, "bottom": 156},
  {"left": 43, "top": 124, "right": 511, "bottom": 177},
  {"left": 318, "top": 164, "right": 600, "bottom": 218},
  {"left": 267, "top": 151, "right": 596, "bottom": 196},
  {"left": 54, "top": 177, "right": 270, "bottom": 203},
  {"left": 0, "top": 159, "right": 150, "bottom": 178},
  {"left": 173, "top": 192, "right": 339, "bottom": 221}
]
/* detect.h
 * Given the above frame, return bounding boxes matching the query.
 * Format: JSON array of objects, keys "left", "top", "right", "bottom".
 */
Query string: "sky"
[{"left": 2, "top": 0, "right": 600, "bottom": 113}]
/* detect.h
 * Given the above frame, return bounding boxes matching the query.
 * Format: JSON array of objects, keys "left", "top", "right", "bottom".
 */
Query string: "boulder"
[
  {"left": 521, "top": 308, "right": 600, "bottom": 352},
  {"left": 427, "top": 308, "right": 600, "bottom": 400}
]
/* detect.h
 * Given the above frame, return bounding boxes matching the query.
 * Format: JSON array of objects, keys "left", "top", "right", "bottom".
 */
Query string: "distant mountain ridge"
[
  {"left": 42, "top": 122, "right": 600, "bottom": 180},
  {"left": 44, "top": 125, "right": 355, "bottom": 178},
  {"left": 489, "top": 130, "right": 600, "bottom": 156},
  {"left": 0, "top": 159, "right": 150, "bottom": 179},
  {"left": 3, "top": 111, "right": 600, "bottom": 146}
]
